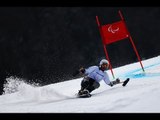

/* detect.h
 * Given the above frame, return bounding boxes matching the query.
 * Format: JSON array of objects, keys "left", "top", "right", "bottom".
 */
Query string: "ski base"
[
  {"left": 122, "top": 78, "right": 130, "bottom": 86},
  {"left": 76, "top": 93, "right": 92, "bottom": 98}
]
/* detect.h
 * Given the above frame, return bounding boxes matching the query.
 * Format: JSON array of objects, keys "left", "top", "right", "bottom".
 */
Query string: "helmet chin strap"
[{"left": 99, "top": 66, "right": 106, "bottom": 71}]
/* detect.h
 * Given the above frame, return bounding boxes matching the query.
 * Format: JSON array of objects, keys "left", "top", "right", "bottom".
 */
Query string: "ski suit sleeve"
[{"left": 103, "top": 73, "right": 113, "bottom": 86}]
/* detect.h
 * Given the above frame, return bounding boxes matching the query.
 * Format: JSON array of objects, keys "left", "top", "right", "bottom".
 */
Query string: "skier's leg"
[
  {"left": 87, "top": 80, "right": 100, "bottom": 93},
  {"left": 78, "top": 77, "right": 90, "bottom": 95},
  {"left": 80, "top": 77, "right": 90, "bottom": 91}
]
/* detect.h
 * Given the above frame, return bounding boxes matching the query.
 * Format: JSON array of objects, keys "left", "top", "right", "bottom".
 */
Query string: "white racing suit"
[{"left": 80, "top": 66, "right": 114, "bottom": 93}]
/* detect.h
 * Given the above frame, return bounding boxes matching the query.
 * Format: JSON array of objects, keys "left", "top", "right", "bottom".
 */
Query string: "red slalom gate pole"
[
  {"left": 118, "top": 10, "right": 145, "bottom": 72},
  {"left": 129, "top": 36, "right": 145, "bottom": 72}
]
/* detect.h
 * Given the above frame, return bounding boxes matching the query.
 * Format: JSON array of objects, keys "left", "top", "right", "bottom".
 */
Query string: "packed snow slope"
[{"left": 0, "top": 56, "right": 160, "bottom": 113}]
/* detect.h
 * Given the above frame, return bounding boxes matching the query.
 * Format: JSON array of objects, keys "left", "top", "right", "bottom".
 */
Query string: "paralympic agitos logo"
[{"left": 107, "top": 25, "right": 119, "bottom": 34}]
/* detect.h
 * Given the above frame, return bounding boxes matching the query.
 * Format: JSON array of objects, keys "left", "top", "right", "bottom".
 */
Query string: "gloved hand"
[
  {"left": 79, "top": 67, "right": 85, "bottom": 74},
  {"left": 116, "top": 78, "right": 120, "bottom": 83},
  {"left": 110, "top": 78, "right": 120, "bottom": 86}
]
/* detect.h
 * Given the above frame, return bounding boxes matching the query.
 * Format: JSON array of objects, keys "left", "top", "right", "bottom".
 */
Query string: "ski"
[
  {"left": 75, "top": 78, "right": 130, "bottom": 98},
  {"left": 75, "top": 93, "right": 92, "bottom": 98},
  {"left": 78, "top": 94, "right": 91, "bottom": 98},
  {"left": 122, "top": 78, "right": 130, "bottom": 86}
]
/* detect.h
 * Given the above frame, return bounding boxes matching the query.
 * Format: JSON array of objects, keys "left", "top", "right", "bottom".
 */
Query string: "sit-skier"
[{"left": 76, "top": 59, "right": 120, "bottom": 97}]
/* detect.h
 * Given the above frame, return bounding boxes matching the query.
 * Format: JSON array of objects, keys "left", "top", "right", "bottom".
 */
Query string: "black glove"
[
  {"left": 116, "top": 78, "right": 120, "bottom": 83},
  {"left": 110, "top": 78, "right": 120, "bottom": 86},
  {"left": 79, "top": 67, "right": 85, "bottom": 74},
  {"left": 109, "top": 82, "right": 113, "bottom": 87}
]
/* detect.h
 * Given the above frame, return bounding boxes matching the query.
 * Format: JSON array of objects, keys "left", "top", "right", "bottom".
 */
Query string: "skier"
[{"left": 75, "top": 59, "right": 121, "bottom": 97}]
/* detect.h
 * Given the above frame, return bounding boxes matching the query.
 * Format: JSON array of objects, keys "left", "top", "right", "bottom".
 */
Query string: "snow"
[{"left": 0, "top": 56, "right": 160, "bottom": 113}]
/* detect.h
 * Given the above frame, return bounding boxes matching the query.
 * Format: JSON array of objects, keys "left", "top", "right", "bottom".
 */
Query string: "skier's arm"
[
  {"left": 103, "top": 73, "right": 120, "bottom": 87},
  {"left": 80, "top": 66, "right": 97, "bottom": 75},
  {"left": 72, "top": 66, "right": 97, "bottom": 77},
  {"left": 103, "top": 73, "right": 112, "bottom": 86},
  {"left": 109, "top": 78, "right": 120, "bottom": 87}
]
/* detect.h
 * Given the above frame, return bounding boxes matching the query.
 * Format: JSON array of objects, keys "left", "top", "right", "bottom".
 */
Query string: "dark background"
[{"left": 0, "top": 7, "right": 160, "bottom": 95}]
